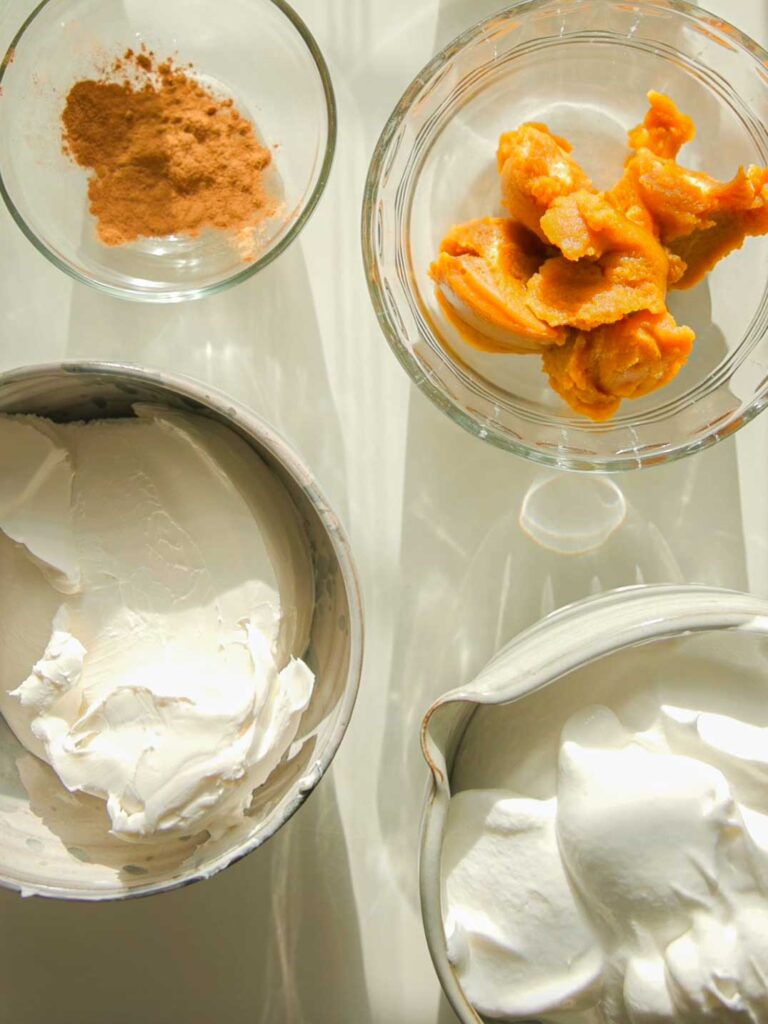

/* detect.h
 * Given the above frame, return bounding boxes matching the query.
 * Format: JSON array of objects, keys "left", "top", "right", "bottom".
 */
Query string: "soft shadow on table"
[
  {"left": 437, "top": 992, "right": 463, "bottom": 1024},
  {"left": 432, "top": 0, "right": 507, "bottom": 47},
  {"left": 49, "top": 215, "right": 365, "bottom": 1024},
  {"left": 378, "top": 379, "right": 749, "bottom": 879},
  {"left": 64, "top": 241, "right": 349, "bottom": 521},
  {"left": 0, "top": 772, "right": 370, "bottom": 1024},
  {"left": 382, "top": 394, "right": 748, "bottom": 1024},
  {"left": 0, "top": 213, "right": 72, "bottom": 369}
]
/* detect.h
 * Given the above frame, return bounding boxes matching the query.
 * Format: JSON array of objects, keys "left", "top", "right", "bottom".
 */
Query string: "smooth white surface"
[
  {"left": 0, "top": 0, "right": 766, "bottom": 1021},
  {"left": 444, "top": 696, "right": 768, "bottom": 1022}
]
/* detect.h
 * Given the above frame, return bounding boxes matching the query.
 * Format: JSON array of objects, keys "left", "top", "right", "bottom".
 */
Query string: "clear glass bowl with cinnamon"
[{"left": 0, "top": 0, "right": 336, "bottom": 302}]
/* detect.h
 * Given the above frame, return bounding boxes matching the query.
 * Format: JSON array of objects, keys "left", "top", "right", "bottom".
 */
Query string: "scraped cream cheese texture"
[
  {"left": 0, "top": 406, "right": 315, "bottom": 840},
  {"left": 443, "top": 700, "right": 768, "bottom": 1022}
]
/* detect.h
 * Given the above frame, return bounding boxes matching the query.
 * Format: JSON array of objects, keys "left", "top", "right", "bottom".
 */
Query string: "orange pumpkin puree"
[
  {"left": 530, "top": 190, "right": 670, "bottom": 330},
  {"left": 430, "top": 218, "right": 565, "bottom": 352},
  {"left": 497, "top": 124, "right": 594, "bottom": 239},
  {"left": 542, "top": 311, "right": 695, "bottom": 422},
  {"left": 429, "top": 91, "right": 768, "bottom": 420}
]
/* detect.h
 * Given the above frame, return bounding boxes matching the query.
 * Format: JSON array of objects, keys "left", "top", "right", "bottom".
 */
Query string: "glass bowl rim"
[
  {"left": 361, "top": 0, "right": 768, "bottom": 472},
  {"left": 0, "top": 0, "right": 338, "bottom": 303}
]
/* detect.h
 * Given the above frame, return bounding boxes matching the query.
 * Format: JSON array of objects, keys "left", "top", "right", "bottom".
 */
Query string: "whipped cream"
[
  {"left": 0, "top": 406, "right": 315, "bottom": 840},
  {"left": 443, "top": 697, "right": 768, "bottom": 1022}
]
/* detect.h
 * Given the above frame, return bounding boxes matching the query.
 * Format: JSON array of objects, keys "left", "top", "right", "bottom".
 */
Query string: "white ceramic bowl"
[
  {"left": 0, "top": 362, "right": 363, "bottom": 900},
  {"left": 420, "top": 584, "right": 768, "bottom": 1023}
]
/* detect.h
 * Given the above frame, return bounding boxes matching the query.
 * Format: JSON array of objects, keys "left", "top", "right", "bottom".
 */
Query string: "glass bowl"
[
  {"left": 363, "top": 0, "right": 768, "bottom": 471},
  {"left": 420, "top": 584, "right": 768, "bottom": 1022},
  {"left": 0, "top": 0, "right": 335, "bottom": 302},
  {"left": 0, "top": 362, "right": 363, "bottom": 900}
]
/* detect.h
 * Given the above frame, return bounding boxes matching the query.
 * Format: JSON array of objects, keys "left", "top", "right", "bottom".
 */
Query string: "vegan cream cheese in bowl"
[
  {"left": 0, "top": 364, "right": 362, "bottom": 899},
  {"left": 420, "top": 585, "right": 768, "bottom": 1023}
]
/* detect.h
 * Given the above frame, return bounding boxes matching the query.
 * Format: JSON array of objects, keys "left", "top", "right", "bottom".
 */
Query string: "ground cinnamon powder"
[{"left": 61, "top": 50, "right": 275, "bottom": 249}]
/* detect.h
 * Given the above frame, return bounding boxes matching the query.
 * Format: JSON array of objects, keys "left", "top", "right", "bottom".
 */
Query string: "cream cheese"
[
  {"left": 0, "top": 406, "right": 315, "bottom": 840},
  {"left": 443, "top": 699, "right": 768, "bottom": 1023},
  {"left": 0, "top": 414, "right": 80, "bottom": 593}
]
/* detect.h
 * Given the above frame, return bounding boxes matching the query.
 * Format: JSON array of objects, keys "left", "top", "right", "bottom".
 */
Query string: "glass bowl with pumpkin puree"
[{"left": 363, "top": 0, "right": 768, "bottom": 471}]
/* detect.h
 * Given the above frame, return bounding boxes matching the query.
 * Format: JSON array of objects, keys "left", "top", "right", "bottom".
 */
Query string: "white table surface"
[{"left": 0, "top": 0, "right": 767, "bottom": 1021}]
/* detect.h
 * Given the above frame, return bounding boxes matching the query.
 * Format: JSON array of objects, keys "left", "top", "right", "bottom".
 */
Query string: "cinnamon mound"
[{"left": 62, "top": 50, "right": 275, "bottom": 250}]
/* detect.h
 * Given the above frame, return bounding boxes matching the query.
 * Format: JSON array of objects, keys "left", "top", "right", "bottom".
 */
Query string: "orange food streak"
[
  {"left": 542, "top": 311, "right": 694, "bottom": 421},
  {"left": 61, "top": 50, "right": 275, "bottom": 250},
  {"left": 431, "top": 90, "right": 768, "bottom": 420},
  {"left": 429, "top": 218, "right": 566, "bottom": 349}
]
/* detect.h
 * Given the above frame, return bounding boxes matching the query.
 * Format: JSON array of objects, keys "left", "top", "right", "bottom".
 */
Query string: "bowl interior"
[
  {"left": 0, "top": 0, "right": 333, "bottom": 300},
  {"left": 0, "top": 366, "right": 358, "bottom": 898},
  {"left": 451, "top": 629, "right": 768, "bottom": 796},
  {"left": 367, "top": 0, "right": 768, "bottom": 468}
]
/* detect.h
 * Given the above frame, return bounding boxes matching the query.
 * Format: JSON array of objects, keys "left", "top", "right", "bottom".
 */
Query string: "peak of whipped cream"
[
  {"left": 443, "top": 698, "right": 768, "bottom": 1022},
  {"left": 0, "top": 407, "right": 315, "bottom": 840}
]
